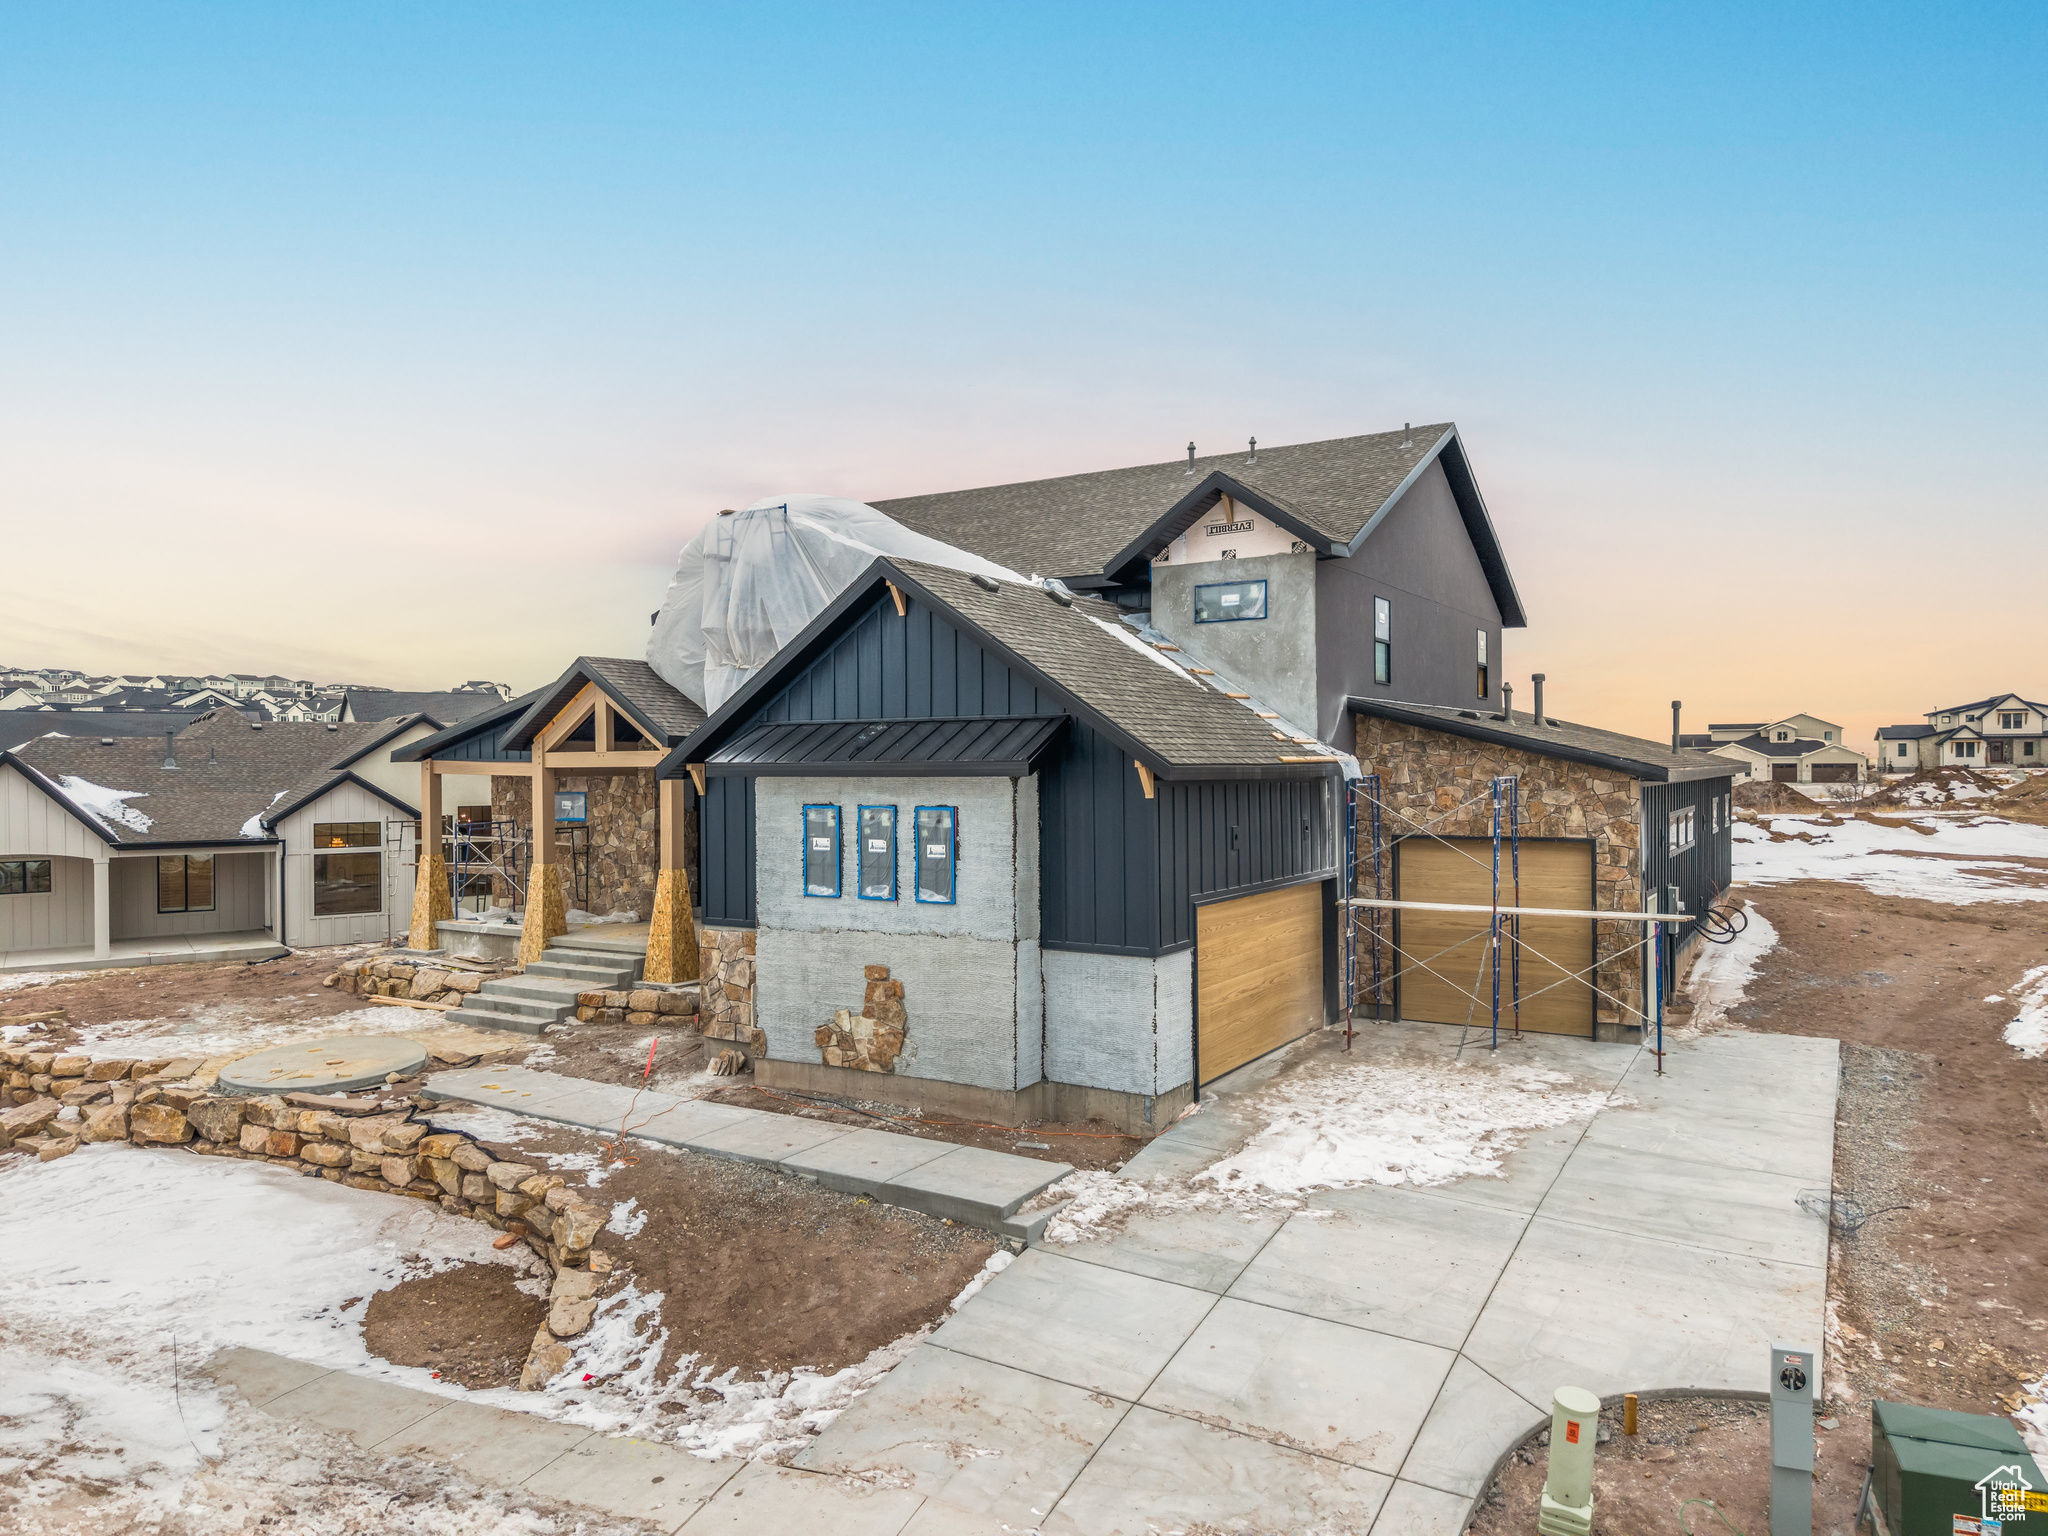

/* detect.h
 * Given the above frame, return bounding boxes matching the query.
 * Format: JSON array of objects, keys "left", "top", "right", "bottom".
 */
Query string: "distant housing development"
[
  {"left": 1875, "top": 692, "right": 2048, "bottom": 771},
  {"left": 1679, "top": 712, "right": 1868, "bottom": 785}
]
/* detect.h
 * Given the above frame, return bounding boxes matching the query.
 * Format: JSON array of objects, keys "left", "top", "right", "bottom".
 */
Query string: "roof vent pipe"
[
  {"left": 1246, "top": 436, "right": 1257, "bottom": 464},
  {"left": 1501, "top": 682, "right": 1513, "bottom": 724},
  {"left": 1403, "top": 421, "right": 1413, "bottom": 447},
  {"left": 1671, "top": 700, "right": 1683, "bottom": 754},
  {"left": 1531, "top": 673, "right": 1546, "bottom": 727},
  {"left": 1185, "top": 441, "right": 1196, "bottom": 473}
]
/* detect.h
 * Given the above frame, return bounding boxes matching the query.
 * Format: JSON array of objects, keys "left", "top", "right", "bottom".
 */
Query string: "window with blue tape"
[
  {"left": 914, "top": 805, "right": 956, "bottom": 904},
  {"left": 857, "top": 805, "right": 896, "bottom": 900},
  {"left": 802, "top": 804, "right": 841, "bottom": 897}
]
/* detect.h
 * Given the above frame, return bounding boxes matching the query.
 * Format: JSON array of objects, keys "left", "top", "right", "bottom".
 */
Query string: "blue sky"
[{"left": 3, "top": 3, "right": 2042, "bottom": 739}]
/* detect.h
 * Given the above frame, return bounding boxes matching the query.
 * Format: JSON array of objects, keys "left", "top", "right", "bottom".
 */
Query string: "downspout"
[{"left": 277, "top": 836, "right": 287, "bottom": 949}]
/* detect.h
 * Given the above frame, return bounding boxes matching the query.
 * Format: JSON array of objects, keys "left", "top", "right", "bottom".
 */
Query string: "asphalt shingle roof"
[
  {"left": 5, "top": 712, "right": 408, "bottom": 846},
  {"left": 872, "top": 426, "right": 1458, "bottom": 582},
  {"left": 503, "top": 657, "right": 707, "bottom": 750},
  {"left": 891, "top": 559, "right": 1333, "bottom": 773},
  {"left": 342, "top": 690, "right": 500, "bottom": 725}
]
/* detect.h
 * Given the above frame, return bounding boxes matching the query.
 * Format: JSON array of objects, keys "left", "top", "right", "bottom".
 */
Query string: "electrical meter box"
[{"left": 1870, "top": 1400, "right": 2045, "bottom": 1536}]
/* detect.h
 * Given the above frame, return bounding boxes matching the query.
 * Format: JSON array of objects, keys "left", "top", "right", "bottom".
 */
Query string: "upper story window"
[
  {"left": 1823, "top": 730, "right": 1835, "bottom": 741},
  {"left": 2000, "top": 711, "right": 2025, "bottom": 730},
  {"left": 1940, "top": 714, "right": 1952, "bottom": 725},
  {"left": 802, "top": 805, "right": 842, "bottom": 898},
  {"left": 1668, "top": 807, "right": 1695, "bottom": 853},
  {"left": 1475, "top": 630, "right": 1488, "bottom": 700},
  {"left": 1193, "top": 579, "right": 1267, "bottom": 623},
  {"left": 1774, "top": 730, "right": 1790, "bottom": 742},
  {"left": 1373, "top": 598, "right": 1391, "bottom": 685}
]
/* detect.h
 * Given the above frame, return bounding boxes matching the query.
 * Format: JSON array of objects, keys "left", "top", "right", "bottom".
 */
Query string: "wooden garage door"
[
  {"left": 1771, "top": 764, "right": 1798, "bottom": 782},
  {"left": 1196, "top": 881, "right": 1325, "bottom": 1083},
  {"left": 1811, "top": 763, "right": 1858, "bottom": 782},
  {"left": 1395, "top": 838, "right": 1594, "bottom": 1036}
]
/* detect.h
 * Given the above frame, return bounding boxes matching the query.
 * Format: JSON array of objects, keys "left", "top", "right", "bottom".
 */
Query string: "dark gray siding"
[
  {"left": 699, "top": 774, "right": 757, "bottom": 927},
  {"left": 1639, "top": 775, "right": 1736, "bottom": 994},
  {"left": 431, "top": 713, "right": 531, "bottom": 764},
  {"left": 1314, "top": 458, "right": 1504, "bottom": 737},
  {"left": 1039, "top": 716, "right": 1161, "bottom": 953},
  {"left": 1155, "top": 778, "right": 1339, "bottom": 951}
]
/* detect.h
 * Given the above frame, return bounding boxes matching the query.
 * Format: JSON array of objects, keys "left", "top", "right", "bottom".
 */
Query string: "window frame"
[
  {"left": 1475, "top": 629, "right": 1489, "bottom": 700},
  {"left": 1667, "top": 806, "right": 1696, "bottom": 854},
  {"left": 312, "top": 849, "right": 383, "bottom": 916},
  {"left": 913, "top": 804, "right": 958, "bottom": 905},
  {"left": 2000, "top": 711, "right": 2025, "bottom": 730},
  {"left": 1373, "top": 597, "right": 1391, "bottom": 686},
  {"left": 156, "top": 853, "right": 217, "bottom": 914},
  {"left": 0, "top": 859, "right": 53, "bottom": 896},
  {"left": 856, "top": 804, "right": 897, "bottom": 902},
  {"left": 1192, "top": 578, "right": 1268, "bottom": 624},
  {"left": 801, "top": 804, "right": 842, "bottom": 899},
  {"left": 313, "top": 821, "right": 380, "bottom": 849}
]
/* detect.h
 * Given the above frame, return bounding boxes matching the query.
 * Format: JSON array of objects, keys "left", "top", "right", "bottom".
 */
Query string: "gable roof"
[
  {"left": 0, "top": 707, "right": 261, "bottom": 754},
  {"left": 502, "top": 657, "right": 708, "bottom": 751},
  {"left": 2, "top": 712, "right": 409, "bottom": 847},
  {"left": 390, "top": 686, "right": 546, "bottom": 764},
  {"left": 1928, "top": 693, "right": 2048, "bottom": 718},
  {"left": 342, "top": 689, "right": 504, "bottom": 725},
  {"left": 1875, "top": 724, "right": 1935, "bottom": 740},
  {"left": 669, "top": 558, "right": 1341, "bottom": 781},
  {"left": 1717, "top": 733, "right": 1830, "bottom": 759},
  {"left": 1353, "top": 698, "right": 1735, "bottom": 784},
  {"left": 872, "top": 425, "right": 1526, "bottom": 625}
]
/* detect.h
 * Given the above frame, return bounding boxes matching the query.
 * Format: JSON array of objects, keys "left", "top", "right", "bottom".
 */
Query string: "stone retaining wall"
[
  {"left": 0, "top": 1044, "right": 610, "bottom": 1390},
  {"left": 573, "top": 985, "right": 699, "bottom": 1028},
  {"left": 324, "top": 954, "right": 508, "bottom": 1007},
  {"left": 1353, "top": 714, "right": 1647, "bottom": 1029}
]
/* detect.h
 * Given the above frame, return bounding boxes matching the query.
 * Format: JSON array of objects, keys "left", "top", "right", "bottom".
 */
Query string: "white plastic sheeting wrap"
[{"left": 646, "top": 495, "right": 1019, "bottom": 712}]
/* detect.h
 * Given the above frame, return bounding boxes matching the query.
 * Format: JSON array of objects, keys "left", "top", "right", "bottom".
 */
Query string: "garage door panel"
[
  {"left": 1395, "top": 839, "right": 1593, "bottom": 1036},
  {"left": 1197, "top": 881, "right": 1324, "bottom": 1084}
]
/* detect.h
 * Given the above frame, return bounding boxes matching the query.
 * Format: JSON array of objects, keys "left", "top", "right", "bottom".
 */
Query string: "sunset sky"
[{"left": 4, "top": 3, "right": 2042, "bottom": 748}]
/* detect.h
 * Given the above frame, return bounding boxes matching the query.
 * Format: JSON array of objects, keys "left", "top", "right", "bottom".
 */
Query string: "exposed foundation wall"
[
  {"left": 1042, "top": 946, "right": 1195, "bottom": 1098},
  {"left": 1352, "top": 714, "right": 1646, "bottom": 1029},
  {"left": 490, "top": 769, "right": 659, "bottom": 919}
]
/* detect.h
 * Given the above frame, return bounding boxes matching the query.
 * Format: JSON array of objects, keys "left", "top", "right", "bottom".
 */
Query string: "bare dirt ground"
[
  {"left": 705, "top": 1080, "right": 1144, "bottom": 1170},
  {"left": 1469, "top": 1395, "right": 1868, "bottom": 1536},
  {"left": 368, "top": 1110, "right": 999, "bottom": 1389},
  {"left": 1476, "top": 877, "right": 2048, "bottom": 1534},
  {"left": 364, "top": 1261, "right": 549, "bottom": 1388}
]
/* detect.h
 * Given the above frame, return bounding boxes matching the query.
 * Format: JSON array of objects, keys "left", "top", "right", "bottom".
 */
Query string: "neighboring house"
[
  {"left": 453, "top": 680, "right": 515, "bottom": 700},
  {"left": 0, "top": 709, "right": 262, "bottom": 754},
  {"left": 1878, "top": 693, "right": 2048, "bottom": 770},
  {"left": 341, "top": 689, "right": 504, "bottom": 727},
  {"left": 874, "top": 424, "right": 1526, "bottom": 738},
  {"left": 0, "top": 711, "right": 439, "bottom": 971},
  {"left": 1691, "top": 714, "right": 1867, "bottom": 784},
  {"left": 0, "top": 689, "right": 45, "bottom": 711}
]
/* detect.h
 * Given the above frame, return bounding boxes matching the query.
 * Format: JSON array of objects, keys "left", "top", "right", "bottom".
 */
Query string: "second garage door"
[
  {"left": 1395, "top": 837, "right": 1595, "bottom": 1036},
  {"left": 1196, "top": 880, "right": 1325, "bottom": 1084}
]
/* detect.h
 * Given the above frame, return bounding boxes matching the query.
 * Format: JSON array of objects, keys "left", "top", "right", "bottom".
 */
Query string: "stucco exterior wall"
[
  {"left": 1150, "top": 551, "right": 1320, "bottom": 731},
  {"left": 1353, "top": 714, "right": 1646, "bottom": 1028},
  {"left": 1042, "top": 946, "right": 1195, "bottom": 1097}
]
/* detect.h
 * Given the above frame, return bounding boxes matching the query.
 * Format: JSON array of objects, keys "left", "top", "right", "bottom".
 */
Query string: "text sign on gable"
[{"left": 1205, "top": 519, "right": 1254, "bottom": 536}]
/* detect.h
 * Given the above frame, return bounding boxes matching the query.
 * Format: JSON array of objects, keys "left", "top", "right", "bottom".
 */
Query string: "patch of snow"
[
  {"left": 1039, "top": 1170, "right": 1153, "bottom": 1244},
  {"left": 946, "top": 1249, "right": 1014, "bottom": 1312},
  {"left": 1986, "top": 995, "right": 2007, "bottom": 1003},
  {"left": 2002, "top": 965, "right": 2048, "bottom": 1060},
  {"left": 1735, "top": 814, "right": 2048, "bottom": 903},
  {"left": 70, "top": 1002, "right": 426, "bottom": 1064},
  {"left": 2020, "top": 1377, "right": 2048, "bottom": 1460},
  {"left": 1681, "top": 901, "right": 1780, "bottom": 1032},
  {"left": 0, "top": 969, "right": 94, "bottom": 992},
  {"left": 606, "top": 1197, "right": 648, "bottom": 1238},
  {"left": 240, "top": 789, "right": 287, "bottom": 839},
  {"left": 1200, "top": 1058, "right": 1612, "bottom": 1198},
  {"left": 55, "top": 774, "right": 153, "bottom": 833},
  {"left": 567, "top": 909, "right": 640, "bottom": 925}
]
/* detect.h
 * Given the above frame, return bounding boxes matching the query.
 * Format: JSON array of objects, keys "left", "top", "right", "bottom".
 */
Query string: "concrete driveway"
[{"left": 796, "top": 1021, "right": 1838, "bottom": 1534}]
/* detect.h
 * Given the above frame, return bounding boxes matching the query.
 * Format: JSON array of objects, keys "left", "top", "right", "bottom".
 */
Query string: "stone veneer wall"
[
  {"left": 0, "top": 1044, "right": 616, "bottom": 1390},
  {"left": 698, "top": 926, "right": 762, "bottom": 1054},
  {"left": 491, "top": 769, "right": 660, "bottom": 918},
  {"left": 1353, "top": 715, "right": 1646, "bottom": 1029}
]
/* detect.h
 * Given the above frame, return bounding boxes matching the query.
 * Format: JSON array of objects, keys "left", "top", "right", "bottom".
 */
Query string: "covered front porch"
[
  {"left": 0, "top": 928, "right": 286, "bottom": 977},
  {"left": 0, "top": 845, "right": 285, "bottom": 975}
]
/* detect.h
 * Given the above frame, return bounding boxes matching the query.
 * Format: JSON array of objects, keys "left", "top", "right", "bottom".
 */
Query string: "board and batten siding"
[
  {"left": 276, "top": 781, "right": 416, "bottom": 947},
  {"left": 0, "top": 762, "right": 109, "bottom": 861},
  {"left": 0, "top": 763, "right": 108, "bottom": 956},
  {"left": 109, "top": 851, "right": 269, "bottom": 940}
]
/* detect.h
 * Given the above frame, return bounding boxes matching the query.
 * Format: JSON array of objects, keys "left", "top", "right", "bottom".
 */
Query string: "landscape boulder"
[
  {"left": 1, "top": 1099, "right": 63, "bottom": 1147},
  {"left": 186, "top": 1097, "right": 247, "bottom": 1145},
  {"left": 81, "top": 1104, "right": 129, "bottom": 1143},
  {"left": 128, "top": 1103, "right": 193, "bottom": 1144}
]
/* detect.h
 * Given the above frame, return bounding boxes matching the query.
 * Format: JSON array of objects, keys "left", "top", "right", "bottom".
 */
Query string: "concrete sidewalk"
[
  {"left": 794, "top": 1024, "right": 1839, "bottom": 1534},
  {"left": 421, "top": 1064, "right": 1073, "bottom": 1240}
]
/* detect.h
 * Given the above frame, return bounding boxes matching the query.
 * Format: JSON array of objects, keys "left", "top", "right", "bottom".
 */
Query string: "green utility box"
[{"left": 1871, "top": 1400, "right": 2045, "bottom": 1535}]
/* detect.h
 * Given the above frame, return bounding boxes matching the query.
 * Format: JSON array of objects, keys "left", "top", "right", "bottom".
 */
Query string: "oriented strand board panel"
[
  {"left": 1197, "top": 880, "right": 1324, "bottom": 1083},
  {"left": 1395, "top": 837, "right": 1594, "bottom": 1036}
]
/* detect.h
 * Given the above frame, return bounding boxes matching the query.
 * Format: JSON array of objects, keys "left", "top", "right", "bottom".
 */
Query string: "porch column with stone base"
[
  {"left": 643, "top": 867, "right": 699, "bottom": 984},
  {"left": 408, "top": 853, "right": 453, "bottom": 952},
  {"left": 518, "top": 863, "right": 568, "bottom": 964}
]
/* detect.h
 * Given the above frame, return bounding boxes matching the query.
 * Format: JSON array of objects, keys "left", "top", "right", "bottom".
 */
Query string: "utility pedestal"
[
  {"left": 1771, "top": 1344, "right": 1815, "bottom": 1536},
  {"left": 1539, "top": 1386, "right": 1600, "bottom": 1536}
]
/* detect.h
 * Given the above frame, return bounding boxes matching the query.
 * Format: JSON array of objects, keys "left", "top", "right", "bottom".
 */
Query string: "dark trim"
[
  {"left": 263, "top": 771, "right": 418, "bottom": 830},
  {"left": 109, "top": 837, "right": 283, "bottom": 850},
  {"left": 1426, "top": 434, "right": 1527, "bottom": 629},
  {"left": 502, "top": 658, "right": 687, "bottom": 753},
  {"left": 1350, "top": 697, "right": 1736, "bottom": 785},
  {"left": 1100, "top": 471, "right": 1338, "bottom": 582},
  {"left": 707, "top": 714, "right": 1066, "bottom": 779},
  {"left": 1039, "top": 937, "right": 1192, "bottom": 958},
  {"left": 328, "top": 712, "right": 442, "bottom": 771}
]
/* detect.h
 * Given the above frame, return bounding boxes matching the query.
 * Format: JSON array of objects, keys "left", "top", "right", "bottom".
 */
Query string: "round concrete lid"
[
  {"left": 216, "top": 1035, "right": 428, "bottom": 1097},
  {"left": 1552, "top": 1386, "right": 1602, "bottom": 1416}
]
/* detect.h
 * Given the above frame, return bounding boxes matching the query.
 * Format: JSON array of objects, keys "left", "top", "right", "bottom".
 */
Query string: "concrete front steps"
[{"left": 445, "top": 934, "right": 646, "bottom": 1036}]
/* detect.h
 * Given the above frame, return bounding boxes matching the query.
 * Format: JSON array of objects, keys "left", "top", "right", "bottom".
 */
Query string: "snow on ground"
[
  {"left": 0, "top": 970, "right": 92, "bottom": 994},
  {"left": 1735, "top": 813, "right": 2048, "bottom": 903},
  {"left": 1680, "top": 900, "right": 1780, "bottom": 1032},
  {"left": 2020, "top": 1378, "right": 2048, "bottom": 1459},
  {"left": 1201, "top": 1056, "right": 1612, "bottom": 1197},
  {"left": 68, "top": 1002, "right": 415, "bottom": 1065},
  {"left": 2002, "top": 965, "right": 2048, "bottom": 1060}
]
